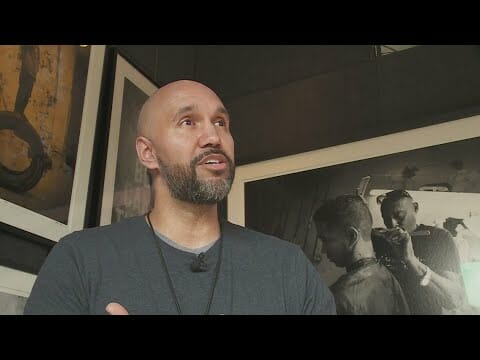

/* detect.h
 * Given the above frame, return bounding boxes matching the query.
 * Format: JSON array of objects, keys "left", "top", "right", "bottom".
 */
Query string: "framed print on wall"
[
  {"left": 99, "top": 52, "right": 159, "bottom": 226},
  {"left": 227, "top": 114, "right": 480, "bottom": 312},
  {"left": 0, "top": 45, "right": 106, "bottom": 242}
]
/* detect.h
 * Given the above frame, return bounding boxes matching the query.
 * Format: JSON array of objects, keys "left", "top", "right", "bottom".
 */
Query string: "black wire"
[
  {"left": 147, "top": 213, "right": 182, "bottom": 314},
  {"left": 146, "top": 213, "right": 223, "bottom": 315},
  {"left": 205, "top": 233, "right": 223, "bottom": 315}
]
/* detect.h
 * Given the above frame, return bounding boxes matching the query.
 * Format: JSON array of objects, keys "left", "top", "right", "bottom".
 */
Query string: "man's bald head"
[
  {"left": 137, "top": 80, "right": 224, "bottom": 137},
  {"left": 135, "top": 79, "right": 235, "bottom": 206}
]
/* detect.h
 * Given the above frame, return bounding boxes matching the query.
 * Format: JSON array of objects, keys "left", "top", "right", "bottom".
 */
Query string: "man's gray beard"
[{"left": 159, "top": 155, "right": 235, "bottom": 204}]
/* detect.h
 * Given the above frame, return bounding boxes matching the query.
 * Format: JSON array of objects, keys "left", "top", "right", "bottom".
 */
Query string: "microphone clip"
[{"left": 191, "top": 252, "right": 208, "bottom": 272}]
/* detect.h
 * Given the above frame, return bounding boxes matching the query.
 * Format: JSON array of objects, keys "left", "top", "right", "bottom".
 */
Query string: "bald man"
[{"left": 24, "top": 80, "right": 335, "bottom": 315}]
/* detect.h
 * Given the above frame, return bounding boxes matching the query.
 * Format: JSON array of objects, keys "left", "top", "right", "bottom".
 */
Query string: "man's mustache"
[{"left": 192, "top": 149, "right": 234, "bottom": 167}]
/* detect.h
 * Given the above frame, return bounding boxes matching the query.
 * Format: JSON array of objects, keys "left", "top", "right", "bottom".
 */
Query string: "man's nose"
[{"left": 199, "top": 122, "right": 220, "bottom": 148}]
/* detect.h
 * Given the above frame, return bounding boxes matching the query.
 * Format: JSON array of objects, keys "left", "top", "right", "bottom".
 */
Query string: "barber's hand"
[
  {"left": 385, "top": 228, "right": 415, "bottom": 263},
  {"left": 106, "top": 302, "right": 129, "bottom": 315}
]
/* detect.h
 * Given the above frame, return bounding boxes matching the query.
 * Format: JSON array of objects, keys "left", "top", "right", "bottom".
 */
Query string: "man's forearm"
[{"left": 406, "top": 257, "right": 464, "bottom": 309}]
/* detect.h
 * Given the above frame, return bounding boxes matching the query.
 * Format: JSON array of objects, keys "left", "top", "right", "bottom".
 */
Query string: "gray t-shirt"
[
  {"left": 155, "top": 229, "right": 217, "bottom": 255},
  {"left": 24, "top": 216, "right": 335, "bottom": 315}
]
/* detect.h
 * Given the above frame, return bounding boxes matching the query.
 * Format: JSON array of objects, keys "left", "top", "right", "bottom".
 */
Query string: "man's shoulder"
[
  {"left": 331, "top": 269, "right": 362, "bottom": 294},
  {"left": 59, "top": 216, "right": 146, "bottom": 250},
  {"left": 418, "top": 224, "right": 453, "bottom": 242},
  {"left": 332, "top": 263, "right": 389, "bottom": 292},
  {"left": 330, "top": 274, "right": 356, "bottom": 307}
]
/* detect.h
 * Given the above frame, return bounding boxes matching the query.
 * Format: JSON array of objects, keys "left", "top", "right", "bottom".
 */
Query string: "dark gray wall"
[
  {"left": 195, "top": 45, "right": 372, "bottom": 101},
  {"left": 117, "top": 45, "right": 197, "bottom": 84},
  {"left": 117, "top": 45, "right": 480, "bottom": 165},
  {"left": 0, "top": 226, "right": 51, "bottom": 274},
  {"left": 219, "top": 45, "right": 480, "bottom": 164}
]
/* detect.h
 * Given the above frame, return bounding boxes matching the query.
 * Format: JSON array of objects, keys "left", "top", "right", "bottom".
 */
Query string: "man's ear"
[
  {"left": 347, "top": 226, "right": 359, "bottom": 246},
  {"left": 136, "top": 136, "right": 158, "bottom": 170},
  {"left": 413, "top": 202, "right": 419, "bottom": 213}
]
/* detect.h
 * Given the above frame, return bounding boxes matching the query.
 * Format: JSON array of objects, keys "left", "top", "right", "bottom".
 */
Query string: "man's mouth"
[{"left": 198, "top": 154, "right": 228, "bottom": 171}]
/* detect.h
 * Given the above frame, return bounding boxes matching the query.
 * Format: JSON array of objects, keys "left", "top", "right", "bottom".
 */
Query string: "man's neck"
[
  {"left": 345, "top": 256, "right": 377, "bottom": 273},
  {"left": 346, "top": 239, "right": 376, "bottom": 270},
  {"left": 148, "top": 198, "right": 221, "bottom": 250}
]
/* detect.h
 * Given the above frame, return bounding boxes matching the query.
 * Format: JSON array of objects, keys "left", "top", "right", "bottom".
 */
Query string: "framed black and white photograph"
[
  {"left": 0, "top": 45, "right": 106, "bottom": 242},
  {"left": 99, "top": 52, "right": 159, "bottom": 225},
  {"left": 228, "top": 115, "right": 480, "bottom": 313}
]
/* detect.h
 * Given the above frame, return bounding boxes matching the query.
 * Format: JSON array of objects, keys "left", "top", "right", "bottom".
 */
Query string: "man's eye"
[
  {"left": 214, "top": 119, "right": 225, "bottom": 126},
  {"left": 181, "top": 119, "right": 193, "bottom": 126}
]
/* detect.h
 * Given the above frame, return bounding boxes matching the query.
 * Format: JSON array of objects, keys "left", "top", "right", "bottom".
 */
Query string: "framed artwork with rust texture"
[{"left": 0, "top": 45, "right": 106, "bottom": 242}]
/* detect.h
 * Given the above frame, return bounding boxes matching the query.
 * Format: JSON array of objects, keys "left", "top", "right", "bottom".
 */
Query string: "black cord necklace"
[
  {"left": 146, "top": 213, "right": 223, "bottom": 315},
  {"left": 346, "top": 257, "right": 378, "bottom": 273}
]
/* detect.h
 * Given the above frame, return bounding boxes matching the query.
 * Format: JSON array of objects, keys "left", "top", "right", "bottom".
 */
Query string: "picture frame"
[
  {"left": 227, "top": 114, "right": 480, "bottom": 311},
  {"left": 228, "top": 115, "right": 480, "bottom": 227},
  {"left": 0, "top": 45, "right": 106, "bottom": 242},
  {"left": 0, "top": 265, "right": 36, "bottom": 314},
  {"left": 99, "top": 52, "right": 159, "bottom": 225},
  {"left": 0, "top": 265, "right": 36, "bottom": 298}
]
